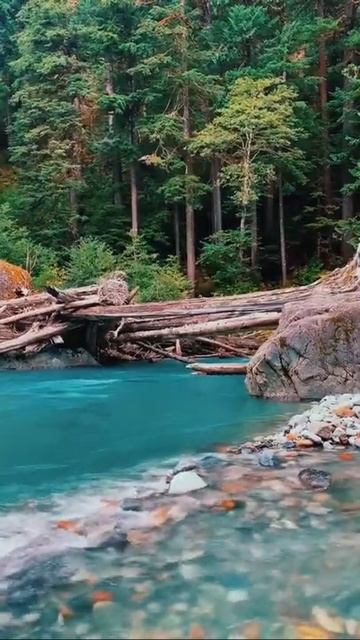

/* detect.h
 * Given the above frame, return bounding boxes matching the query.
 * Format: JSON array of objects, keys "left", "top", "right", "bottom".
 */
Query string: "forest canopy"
[{"left": 0, "top": 0, "right": 359, "bottom": 297}]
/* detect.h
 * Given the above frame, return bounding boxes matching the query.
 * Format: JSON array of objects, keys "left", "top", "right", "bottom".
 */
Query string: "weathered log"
[
  {"left": 116, "top": 313, "right": 280, "bottom": 342},
  {"left": 135, "top": 341, "right": 193, "bottom": 364},
  {"left": 0, "top": 322, "right": 78, "bottom": 354},
  {"left": 196, "top": 336, "right": 250, "bottom": 356},
  {"left": 0, "top": 296, "right": 99, "bottom": 326},
  {"left": 187, "top": 362, "right": 248, "bottom": 375}
]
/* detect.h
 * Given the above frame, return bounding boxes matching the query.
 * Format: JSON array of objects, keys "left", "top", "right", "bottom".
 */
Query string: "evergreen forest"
[{"left": 0, "top": 0, "right": 359, "bottom": 299}]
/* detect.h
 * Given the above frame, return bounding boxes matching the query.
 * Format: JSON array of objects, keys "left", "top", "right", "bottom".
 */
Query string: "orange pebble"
[
  {"left": 59, "top": 605, "right": 74, "bottom": 620},
  {"left": 56, "top": 519, "right": 83, "bottom": 534},
  {"left": 189, "top": 624, "right": 206, "bottom": 640},
  {"left": 243, "top": 621, "right": 261, "bottom": 640},
  {"left": 335, "top": 405, "right": 355, "bottom": 418},
  {"left": 338, "top": 451, "right": 354, "bottom": 461},
  {"left": 295, "top": 624, "right": 331, "bottom": 640},
  {"left": 287, "top": 433, "right": 298, "bottom": 441},
  {"left": 91, "top": 591, "right": 113, "bottom": 604},
  {"left": 216, "top": 498, "right": 238, "bottom": 511},
  {"left": 296, "top": 439, "right": 314, "bottom": 448}
]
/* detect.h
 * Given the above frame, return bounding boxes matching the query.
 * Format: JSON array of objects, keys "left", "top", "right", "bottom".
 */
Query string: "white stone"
[
  {"left": 168, "top": 470, "right": 207, "bottom": 495},
  {"left": 179, "top": 563, "right": 202, "bottom": 581},
  {"left": 0, "top": 613, "right": 13, "bottom": 627},
  {"left": 312, "top": 606, "right": 344, "bottom": 634},
  {"left": 227, "top": 589, "right": 248, "bottom": 603},
  {"left": 345, "top": 619, "right": 359, "bottom": 637},
  {"left": 22, "top": 613, "right": 40, "bottom": 624}
]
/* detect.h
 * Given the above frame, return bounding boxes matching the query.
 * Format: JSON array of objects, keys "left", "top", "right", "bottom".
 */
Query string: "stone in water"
[
  {"left": 298, "top": 468, "right": 331, "bottom": 490},
  {"left": 168, "top": 471, "right": 207, "bottom": 495}
]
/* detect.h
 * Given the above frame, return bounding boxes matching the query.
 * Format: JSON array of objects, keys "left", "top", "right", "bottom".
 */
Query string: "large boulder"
[
  {"left": 246, "top": 295, "right": 360, "bottom": 400},
  {"left": 0, "top": 260, "right": 31, "bottom": 299}
]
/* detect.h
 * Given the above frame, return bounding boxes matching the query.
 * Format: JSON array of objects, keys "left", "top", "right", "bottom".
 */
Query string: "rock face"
[
  {"left": 0, "top": 260, "right": 31, "bottom": 299},
  {"left": 246, "top": 295, "right": 360, "bottom": 400},
  {"left": 0, "top": 347, "right": 99, "bottom": 371}
]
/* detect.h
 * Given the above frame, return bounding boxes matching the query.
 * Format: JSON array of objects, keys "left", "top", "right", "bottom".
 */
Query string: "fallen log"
[
  {"left": 187, "top": 362, "right": 248, "bottom": 375},
  {"left": 0, "top": 295, "right": 99, "bottom": 326},
  {"left": 0, "top": 322, "right": 78, "bottom": 354},
  {"left": 196, "top": 336, "right": 250, "bottom": 356},
  {"left": 135, "top": 341, "right": 194, "bottom": 364},
  {"left": 116, "top": 313, "right": 280, "bottom": 342}
]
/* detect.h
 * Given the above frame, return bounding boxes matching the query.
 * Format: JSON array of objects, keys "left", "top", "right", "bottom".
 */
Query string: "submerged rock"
[
  {"left": 0, "top": 347, "right": 99, "bottom": 371},
  {"left": 298, "top": 468, "right": 331, "bottom": 490},
  {"left": 168, "top": 471, "right": 207, "bottom": 495}
]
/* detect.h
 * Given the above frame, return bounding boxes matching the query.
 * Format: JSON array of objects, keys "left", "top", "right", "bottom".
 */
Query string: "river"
[{"left": 0, "top": 362, "right": 359, "bottom": 639}]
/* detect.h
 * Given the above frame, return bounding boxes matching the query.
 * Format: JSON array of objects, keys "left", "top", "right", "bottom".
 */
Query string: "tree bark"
[
  {"left": 174, "top": 204, "right": 181, "bottom": 259},
  {"left": 250, "top": 200, "right": 258, "bottom": 271},
  {"left": 210, "top": 156, "right": 222, "bottom": 233},
  {"left": 182, "top": 0, "right": 196, "bottom": 290},
  {"left": 130, "top": 161, "right": 139, "bottom": 236},
  {"left": 278, "top": 171, "right": 287, "bottom": 286},
  {"left": 265, "top": 177, "right": 274, "bottom": 238},
  {"left": 341, "top": 0, "right": 357, "bottom": 258},
  {"left": 317, "top": 0, "right": 332, "bottom": 209}
]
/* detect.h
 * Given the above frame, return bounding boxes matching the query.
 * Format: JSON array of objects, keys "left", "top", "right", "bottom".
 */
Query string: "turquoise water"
[
  {"left": 0, "top": 361, "right": 295, "bottom": 504},
  {"left": 0, "top": 362, "right": 359, "bottom": 639}
]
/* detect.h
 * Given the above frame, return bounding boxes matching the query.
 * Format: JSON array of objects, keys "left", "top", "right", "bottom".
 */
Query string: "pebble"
[
  {"left": 0, "top": 612, "right": 14, "bottom": 627},
  {"left": 22, "top": 612, "right": 40, "bottom": 624},
  {"left": 179, "top": 563, "right": 202, "bottom": 581},
  {"left": 312, "top": 606, "right": 344, "bottom": 634},
  {"left": 227, "top": 589, "right": 248, "bottom": 603},
  {"left": 298, "top": 468, "right": 331, "bottom": 490},
  {"left": 168, "top": 471, "right": 207, "bottom": 495},
  {"left": 257, "top": 449, "right": 281, "bottom": 468}
]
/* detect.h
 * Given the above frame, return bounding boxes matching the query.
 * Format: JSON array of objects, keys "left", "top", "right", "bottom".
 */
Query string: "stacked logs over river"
[{"left": 0, "top": 249, "right": 359, "bottom": 370}]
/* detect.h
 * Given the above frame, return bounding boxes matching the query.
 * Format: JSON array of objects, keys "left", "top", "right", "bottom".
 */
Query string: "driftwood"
[
  {"left": 0, "top": 322, "right": 77, "bottom": 354},
  {"left": 187, "top": 362, "right": 248, "bottom": 375},
  {"left": 116, "top": 313, "right": 280, "bottom": 342},
  {"left": 196, "top": 336, "right": 250, "bottom": 357},
  {"left": 135, "top": 341, "right": 193, "bottom": 364},
  {"left": 0, "top": 249, "right": 359, "bottom": 364}
]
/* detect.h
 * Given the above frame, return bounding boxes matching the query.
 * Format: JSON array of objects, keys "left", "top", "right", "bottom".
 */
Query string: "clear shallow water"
[{"left": 0, "top": 362, "right": 359, "bottom": 639}]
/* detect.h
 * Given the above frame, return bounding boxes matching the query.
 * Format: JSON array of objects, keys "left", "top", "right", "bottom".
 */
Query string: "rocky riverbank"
[{"left": 1, "top": 394, "right": 360, "bottom": 639}]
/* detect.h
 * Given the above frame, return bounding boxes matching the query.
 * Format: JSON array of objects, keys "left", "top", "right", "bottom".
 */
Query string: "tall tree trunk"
[
  {"left": 130, "top": 161, "right": 139, "bottom": 236},
  {"left": 106, "top": 66, "right": 123, "bottom": 214},
  {"left": 265, "top": 177, "right": 274, "bottom": 239},
  {"left": 317, "top": 0, "right": 332, "bottom": 209},
  {"left": 210, "top": 157, "right": 222, "bottom": 233},
  {"left": 250, "top": 201, "right": 257, "bottom": 271},
  {"left": 341, "top": 0, "right": 357, "bottom": 258},
  {"left": 129, "top": 121, "right": 139, "bottom": 236},
  {"left": 278, "top": 171, "right": 287, "bottom": 286},
  {"left": 182, "top": 0, "right": 196, "bottom": 290},
  {"left": 69, "top": 96, "right": 82, "bottom": 240},
  {"left": 174, "top": 204, "right": 181, "bottom": 259}
]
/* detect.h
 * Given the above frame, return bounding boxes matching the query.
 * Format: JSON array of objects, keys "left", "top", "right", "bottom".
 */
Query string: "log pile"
[{"left": 0, "top": 249, "right": 359, "bottom": 365}]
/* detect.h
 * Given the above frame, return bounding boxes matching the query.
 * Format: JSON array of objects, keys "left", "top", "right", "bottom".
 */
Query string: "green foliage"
[
  {"left": 335, "top": 217, "right": 360, "bottom": 249},
  {"left": 121, "top": 235, "right": 189, "bottom": 302},
  {"left": 293, "top": 258, "right": 324, "bottom": 286},
  {"left": 0, "top": 0, "right": 359, "bottom": 295},
  {"left": 0, "top": 204, "right": 59, "bottom": 286},
  {"left": 64, "top": 237, "right": 118, "bottom": 287},
  {"left": 199, "top": 230, "right": 258, "bottom": 295}
]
